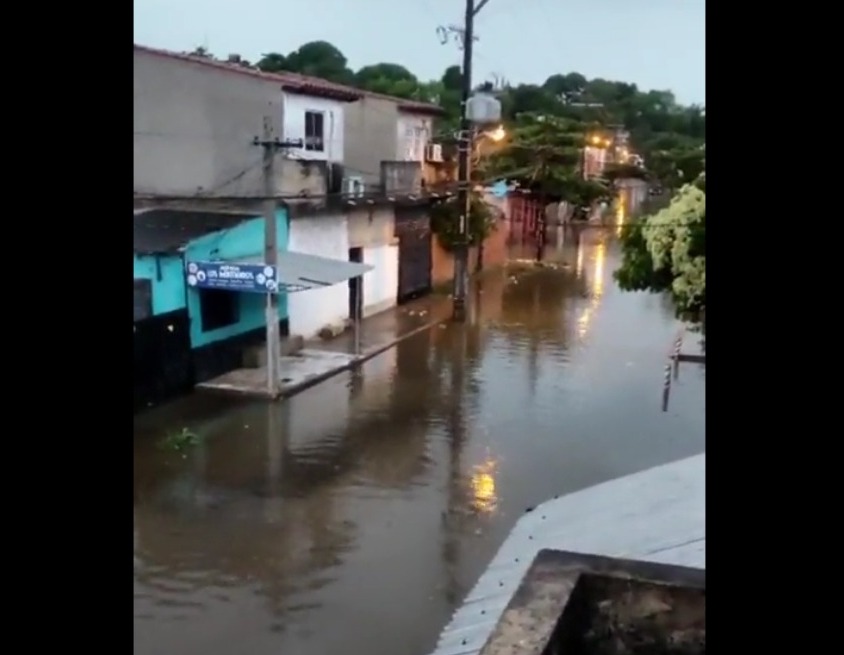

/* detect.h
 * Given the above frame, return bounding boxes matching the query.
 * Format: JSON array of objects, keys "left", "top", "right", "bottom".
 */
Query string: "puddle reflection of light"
[
  {"left": 575, "top": 238, "right": 584, "bottom": 277},
  {"left": 576, "top": 240, "right": 607, "bottom": 338},
  {"left": 593, "top": 240, "right": 605, "bottom": 298},
  {"left": 469, "top": 459, "right": 499, "bottom": 513},
  {"left": 615, "top": 190, "right": 628, "bottom": 237}
]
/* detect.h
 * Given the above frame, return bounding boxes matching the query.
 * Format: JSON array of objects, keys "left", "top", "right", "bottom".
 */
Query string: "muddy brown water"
[{"left": 134, "top": 227, "right": 705, "bottom": 655}]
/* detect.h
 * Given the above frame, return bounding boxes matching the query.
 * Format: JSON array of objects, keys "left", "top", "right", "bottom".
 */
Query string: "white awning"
[{"left": 233, "top": 250, "right": 373, "bottom": 293}]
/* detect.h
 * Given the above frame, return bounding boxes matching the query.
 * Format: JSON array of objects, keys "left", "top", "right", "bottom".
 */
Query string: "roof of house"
[
  {"left": 133, "top": 208, "right": 254, "bottom": 255},
  {"left": 134, "top": 44, "right": 445, "bottom": 115}
]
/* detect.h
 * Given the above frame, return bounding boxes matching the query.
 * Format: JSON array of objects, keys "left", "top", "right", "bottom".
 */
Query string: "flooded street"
[{"left": 133, "top": 227, "right": 705, "bottom": 655}]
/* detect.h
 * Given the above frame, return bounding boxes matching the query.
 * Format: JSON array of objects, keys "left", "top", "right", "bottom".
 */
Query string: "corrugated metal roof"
[
  {"left": 428, "top": 454, "right": 705, "bottom": 655},
  {"left": 234, "top": 251, "right": 373, "bottom": 292},
  {"left": 134, "top": 208, "right": 252, "bottom": 255}
]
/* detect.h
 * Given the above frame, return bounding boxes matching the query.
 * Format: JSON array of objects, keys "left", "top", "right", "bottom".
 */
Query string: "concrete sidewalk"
[{"left": 196, "top": 293, "right": 454, "bottom": 400}]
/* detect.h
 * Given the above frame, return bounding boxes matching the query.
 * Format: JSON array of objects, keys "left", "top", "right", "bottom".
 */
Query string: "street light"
[{"left": 487, "top": 125, "right": 506, "bottom": 142}]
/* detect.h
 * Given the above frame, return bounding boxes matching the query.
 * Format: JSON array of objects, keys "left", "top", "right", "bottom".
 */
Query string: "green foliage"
[
  {"left": 159, "top": 428, "right": 202, "bottom": 453},
  {"left": 210, "top": 41, "right": 703, "bottom": 188},
  {"left": 479, "top": 114, "right": 611, "bottom": 208},
  {"left": 615, "top": 174, "right": 706, "bottom": 319},
  {"left": 430, "top": 195, "right": 496, "bottom": 251}
]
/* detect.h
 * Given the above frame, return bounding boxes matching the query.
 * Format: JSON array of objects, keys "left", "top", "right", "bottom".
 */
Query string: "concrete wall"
[
  {"left": 431, "top": 215, "right": 511, "bottom": 287},
  {"left": 347, "top": 206, "right": 395, "bottom": 250},
  {"left": 133, "top": 48, "right": 284, "bottom": 197},
  {"left": 287, "top": 214, "right": 352, "bottom": 339},
  {"left": 133, "top": 254, "right": 187, "bottom": 315},
  {"left": 346, "top": 206, "right": 398, "bottom": 317},
  {"left": 381, "top": 161, "right": 423, "bottom": 195},
  {"left": 344, "top": 96, "right": 399, "bottom": 186},
  {"left": 182, "top": 210, "right": 289, "bottom": 349},
  {"left": 282, "top": 93, "right": 345, "bottom": 163},
  {"left": 362, "top": 244, "right": 399, "bottom": 318}
]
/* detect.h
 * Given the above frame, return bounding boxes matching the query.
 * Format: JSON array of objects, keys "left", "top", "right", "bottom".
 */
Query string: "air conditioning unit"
[
  {"left": 344, "top": 176, "right": 366, "bottom": 198},
  {"left": 425, "top": 143, "right": 444, "bottom": 163}
]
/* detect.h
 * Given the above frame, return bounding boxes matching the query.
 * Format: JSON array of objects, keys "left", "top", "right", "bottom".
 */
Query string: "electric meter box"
[{"left": 466, "top": 92, "right": 501, "bottom": 124}]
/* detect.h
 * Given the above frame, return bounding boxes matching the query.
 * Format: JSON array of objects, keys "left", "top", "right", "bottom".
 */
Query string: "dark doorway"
[
  {"left": 133, "top": 279, "right": 153, "bottom": 322},
  {"left": 348, "top": 247, "right": 364, "bottom": 321},
  {"left": 199, "top": 288, "right": 239, "bottom": 332}
]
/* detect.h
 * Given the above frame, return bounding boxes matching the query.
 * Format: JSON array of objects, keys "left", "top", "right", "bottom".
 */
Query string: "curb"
[{"left": 275, "top": 315, "right": 448, "bottom": 401}]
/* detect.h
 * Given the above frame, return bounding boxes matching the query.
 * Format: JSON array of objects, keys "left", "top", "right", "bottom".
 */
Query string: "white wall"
[
  {"left": 287, "top": 214, "right": 351, "bottom": 338},
  {"left": 396, "top": 114, "right": 432, "bottom": 161},
  {"left": 362, "top": 244, "right": 399, "bottom": 317},
  {"left": 282, "top": 93, "right": 345, "bottom": 162}
]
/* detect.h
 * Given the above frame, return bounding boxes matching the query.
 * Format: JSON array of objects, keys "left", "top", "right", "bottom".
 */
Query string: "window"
[
  {"left": 134, "top": 279, "right": 153, "bottom": 322},
  {"left": 305, "top": 110, "right": 325, "bottom": 152},
  {"left": 199, "top": 289, "right": 239, "bottom": 332}
]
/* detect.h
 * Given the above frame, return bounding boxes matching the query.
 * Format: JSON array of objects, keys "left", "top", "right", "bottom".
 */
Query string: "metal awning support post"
[{"left": 352, "top": 273, "right": 362, "bottom": 356}]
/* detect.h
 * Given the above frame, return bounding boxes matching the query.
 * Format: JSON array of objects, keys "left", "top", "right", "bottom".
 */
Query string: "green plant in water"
[{"left": 159, "top": 427, "right": 202, "bottom": 453}]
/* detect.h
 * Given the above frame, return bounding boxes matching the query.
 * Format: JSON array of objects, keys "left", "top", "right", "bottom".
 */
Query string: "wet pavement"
[{"left": 133, "top": 225, "right": 706, "bottom": 655}]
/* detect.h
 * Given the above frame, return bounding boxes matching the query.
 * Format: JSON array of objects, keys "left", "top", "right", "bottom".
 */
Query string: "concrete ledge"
[{"left": 196, "top": 314, "right": 446, "bottom": 401}]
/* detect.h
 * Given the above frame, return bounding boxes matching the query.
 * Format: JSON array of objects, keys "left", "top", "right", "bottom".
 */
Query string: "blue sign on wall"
[{"left": 185, "top": 261, "right": 279, "bottom": 294}]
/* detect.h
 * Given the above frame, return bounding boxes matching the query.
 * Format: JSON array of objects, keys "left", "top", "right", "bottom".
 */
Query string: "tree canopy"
[
  {"left": 614, "top": 171, "right": 706, "bottom": 320},
  {"left": 193, "top": 39, "right": 702, "bottom": 188}
]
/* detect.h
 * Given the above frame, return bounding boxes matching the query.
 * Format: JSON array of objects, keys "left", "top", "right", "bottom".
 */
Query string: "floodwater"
[{"left": 134, "top": 225, "right": 705, "bottom": 655}]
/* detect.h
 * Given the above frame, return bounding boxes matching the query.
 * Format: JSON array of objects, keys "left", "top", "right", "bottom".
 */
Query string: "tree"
[
  {"left": 255, "top": 52, "right": 287, "bottom": 72},
  {"left": 221, "top": 39, "right": 704, "bottom": 190},
  {"left": 615, "top": 171, "right": 706, "bottom": 319},
  {"left": 480, "top": 114, "right": 610, "bottom": 208},
  {"left": 354, "top": 62, "right": 420, "bottom": 98},
  {"left": 257, "top": 40, "right": 354, "bottom": 85},
  {"left": 441, "top": 65, "right": 463, "bottom": 91}
]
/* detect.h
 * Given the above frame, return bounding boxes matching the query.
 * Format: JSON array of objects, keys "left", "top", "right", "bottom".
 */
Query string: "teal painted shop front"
[
  {"left": 184, "top": 211, "right": 289, "bottom": 348},
  {"left": 132, "top": 209, "right": 289, "bottom": 349}
]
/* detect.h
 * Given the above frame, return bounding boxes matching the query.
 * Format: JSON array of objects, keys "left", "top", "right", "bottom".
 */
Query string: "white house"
[
  {"left": 286, "top": 205, "right": 399, "bottom": 340},
  {"left": 282, "top": 91, "right": 346, "bottom": 163},
  {"left": 396, "top": 113, "right": 433, "bottom": 162}
]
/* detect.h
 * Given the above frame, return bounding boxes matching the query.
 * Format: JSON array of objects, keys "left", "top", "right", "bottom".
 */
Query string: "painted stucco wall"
[
  {"left": 362, "top": 244, "right": 399, "bottom": 318},
  {"left": 133, "top": 48, "right": 284, "bottom": 196},
  {"left": 183, "top": 209, "right": 289, "bottom": 349},
  {"left": 344, "top": 96, "right": 399, "bottom": 186},
  {"left": 282, "top": 93, "right": 345, "bottom": 163},
  {"left": 287, "top": 214, "right": 351, "bottom": 338},
  {"left": 396, "top": 114, "right": 432, "bottom": 161},
  {"left": 347, "top": 206, "right": 395, "bottom": 249},
  {"left": 133, "top": 254, "right": 187, "bottom": 315}
]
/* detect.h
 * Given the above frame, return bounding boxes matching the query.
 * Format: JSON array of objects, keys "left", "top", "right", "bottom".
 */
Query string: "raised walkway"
[{"left": 196, "top": 292, "right": 454, "bottom": 399}]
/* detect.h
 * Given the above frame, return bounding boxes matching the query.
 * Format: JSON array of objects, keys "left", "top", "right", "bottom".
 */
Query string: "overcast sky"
[{"left": 133, "top": 0, "right": 705, "bottom": 105}]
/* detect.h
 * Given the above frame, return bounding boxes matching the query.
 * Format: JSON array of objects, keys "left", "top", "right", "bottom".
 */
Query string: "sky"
[{"left": 133, "top": 0, "right": 705, "bottom": 105}]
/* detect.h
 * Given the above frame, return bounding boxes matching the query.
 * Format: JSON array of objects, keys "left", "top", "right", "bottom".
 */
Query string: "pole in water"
[
  {"left": 672, "top": 330, "right": 684, "bottom": 380},
  {"left": 661, "top": 361, "right": 672, "bottom": 412}
]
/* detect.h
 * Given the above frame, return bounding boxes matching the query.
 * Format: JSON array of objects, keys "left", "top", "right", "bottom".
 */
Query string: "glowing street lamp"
[{"left": 487, "top": 125, "right": 506, "bottom": 142}]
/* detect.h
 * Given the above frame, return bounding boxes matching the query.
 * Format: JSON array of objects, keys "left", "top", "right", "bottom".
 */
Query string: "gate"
[
  {"left": 134, "top": 309, "right": 193, "bottom": 411},
  {"left": 395, "top": 211, "right": 432, "bottom": 303}
]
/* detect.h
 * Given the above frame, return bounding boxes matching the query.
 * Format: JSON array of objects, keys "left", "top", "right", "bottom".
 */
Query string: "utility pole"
[
  {"left": 451, "top": 0, "right": 491, "bottom": 321},
  {"left": 255, "top": 117, "right": 282, "bottom": 397},
  {"left": 253, "top": 120, "right": 302, "bottom": 397}
]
